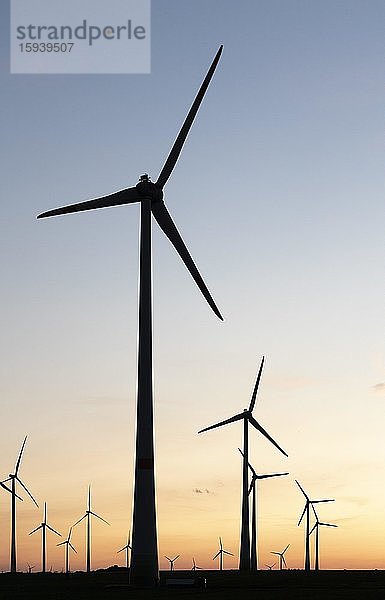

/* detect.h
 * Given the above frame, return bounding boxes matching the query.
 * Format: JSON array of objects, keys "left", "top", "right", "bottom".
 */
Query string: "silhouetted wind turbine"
[
  {"left": 191, "top": 557, "right": 202, "bottom": 571},
  {"left": 309, "top": 507, "right": 337, "bottom": 571},
  {"left": 213, "top": 538, "right": 233, "bottom": 571},
  {"left": 72, "top": 486, "right": 109, "bottom": 573},
  {"left": 37, "top": 45, "right": 224, "bottom": 587},
  {"left": 265, "top": 563, "right": 276, "bottom": 570},
  {"left": 164, "top": 555, "right": 180, "bottom": 571},
  {"left": 57, "top": 526, "right": 77, "bottom": 574},
  {"left": 29, "top": 502, "right": 61, "bottom": 573},
  {"left": 117, "top": 530, "right": 132, "bottom": 569},
  {"left": 238, "top": 448, "right": 288, "bottom": 570},
  {"left": 296, "top": 480, "right": 334, "bottom": 571},
  {"left": 27, "top": 563, "right": 35, "bottom": 573},
  {"left": 271, "top": 544, "right": 289, "bottom": 570},
  {"left": 1, "top": 436, "right": 38, "bottom": 572},
  {"left": 199, "top": 357, "right": 287, "bottom": 570}
]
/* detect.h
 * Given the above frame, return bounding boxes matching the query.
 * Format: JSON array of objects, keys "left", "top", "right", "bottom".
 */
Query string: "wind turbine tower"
[
  {"left": 29, "top": 502, "right": 61, "bottom": 573},
  {"left": 309, "top": 508, "right": 337, "bottom": 571},
  {"left": 72, "top": 486, "right": 109, "bottom": 573},
  {"left": 37, "top": 46, "right": 224, "bottom": 587},
  {"left": 1, "top": 436, "right": 38, "bottom": 572}
]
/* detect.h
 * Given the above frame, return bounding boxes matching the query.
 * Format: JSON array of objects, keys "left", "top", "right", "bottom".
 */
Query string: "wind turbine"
[
  {"left": 117, "top": 530, "right": 132, "bottom": 569},
  {"left": 199, "top": 357, "right": 288, "bottom": 570},
  {"left": 265, "top": 563, "right": 276, "bottom": 570},
  {"left": 238, "top": 448, "right": 288, "bottom": 570},
  {"left": 164, "top": 555, "right": 180, "bottom": 571},
  {"left": 296, "top": 480, "right": 334, "bottom": 571},
  {"left": 191, "top": 557, "right": 202, "bottom": 571},
  {"left": 57, "top": 526, "right": 77, "bottom": 574},
  {"left": 37, "top": 45, "right": 224, "bottom": 587},
  {"left": 1, "top": 436, "right": 38, "bottom": 572},
  {"left": 270, "top": 544, "right": 289, "bottom": 570},
  {"left": 309, "top": 507, "right": 337, "bottom": 571},
  {"left": 72, "top": 486, "right": 109, "bottom": 573},
  {"left": 213, "top": 538, "right": 233, "bottom": 571},
  {"left": 27, "top": 563, "right": 35, "bottom": 573},
  {"left": 29, "top": 502, "right": 61, "bottom": 573}
]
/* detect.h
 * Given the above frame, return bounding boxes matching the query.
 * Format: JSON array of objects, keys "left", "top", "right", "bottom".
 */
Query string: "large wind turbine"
[
  {"left": 37, "top": 46, "right": 224, "bottom": 587},
  {"left": 29, "top": 502, "right": 61, "bottom": 573},
  {"left": 72, "top": 486, "right": 109, "bottom": 573},
  {"left": 270, "top": 544, "right": 289, "bottom": 570},
  {"left": 238, "top": 448, "right": 288, "bottom": 571},
  {"left": 57, "top": 527, "right": 77, "bottom": 574},
  {"left": 213, "top": 538, "right": 233, "bottom": 571},
  {"left": 309, "top": 507, "right": 337, "bottom": 571},
  {"left": 199, "top": 357, "right": 287, "bottom": 570},
  {"left": 1, "top": 436, "right": 38, "bottom": 572},
  {"left": 295, "top": 480, "right": 334, "bottom": 571}
]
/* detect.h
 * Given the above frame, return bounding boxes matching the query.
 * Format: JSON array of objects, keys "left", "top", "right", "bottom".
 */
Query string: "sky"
[{"left": 0, "top": 0, "right": 384, "bottom": 573}]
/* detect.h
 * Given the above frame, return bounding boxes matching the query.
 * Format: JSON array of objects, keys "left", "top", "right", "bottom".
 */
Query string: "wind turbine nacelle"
[{"left": 136, "top": 176, "right": 163, "bottom": 201}]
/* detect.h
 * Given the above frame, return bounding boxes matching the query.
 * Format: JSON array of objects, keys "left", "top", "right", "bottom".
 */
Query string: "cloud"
[
  {"left": 372, "top": 383, "right": 385, "bottom": 394},
  {"left": 193, "top": 488, "right": 212, "bottom": 495}
]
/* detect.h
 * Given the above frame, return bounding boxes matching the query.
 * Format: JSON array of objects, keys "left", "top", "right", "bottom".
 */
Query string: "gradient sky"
[{"left": 1, "top": 0, "right": 384, "bottom": 573}]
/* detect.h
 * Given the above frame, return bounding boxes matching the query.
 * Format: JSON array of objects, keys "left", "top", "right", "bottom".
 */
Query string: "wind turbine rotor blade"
[
  {"left": 72, "top": 514, "right": 87, "bottom": 527},
  {"left": 0, "top": 481, "right": 15, "bottom": 496},
  {"left": 90, "top": 511, "right": 110, "bottom": 525},
  {"left": 156, "top": 45, "right": 223, "bottom": 189},
  {"left": 164, "top": 556, "right": 171, "bottom": 562},
  {"left": 311, "top": 504, "right": 319, "bottom": 520},
  {"left": 238, "top": 447, "right": 258, "bottom": 477},
  {"left": 312, "top": 499, "right": 335, "bottom": 504},
  {"left": 257, "top": 472, "right": 289, "bottom": 480},
  {"left": 151, "top": 201, "right": 223, "bottom": 320},
  {"left": 248, "top": 356, "right": 265, "bottom": 412},
  {"left": 37, "top": 187, "right": 140, "bottom": 219},
  {"left": 29, "top": 524, "right": 42, "bottom": 535},
  {"left": 223, "top": 551, "right": 233, "bottom": 556},
  {"left": 282, "top": 556, "right": 287, "bottom": 568},
  {"left": 46, "top": 524, "right": 61, "bottom": 536},
  {"left": 283, "top": 544, "right": 290, "bottom": 554},
  {"left": 270, "top": 552, "right": 280, "bottom": 556},
  {"left": 15, "top": 436, "right": 27, "bottom": 475},
  {"left": 198, "top": 412, "right": 244, "bottom": 434},
  {"left": 212, "top": 552, "right": 220, "bottom": 560},
  {"left": 56, "top": 541, "right": 66, "bottom": 547},
  {"left": 219, "top": 537, "right": 223, "bottom": 549},
  {"left": 16, "top": 477, "right": 39, "bottom": 507},
  {"left": 309, "top": 523, "right": 317, "bottom": 535},
  {"left": 248, "top": 415, "right": 288, "bottom": 457},
  {"left": 117, "top": 547, "right": 125, "bottom": 554},
  {"left": 173, "top": 555, "right": 180, "bottom": 561},
  {"left": 248, "top": 480, "right": 254, "bottom": 496},
  {"left": 69, "top": 543, "right": 77, "bottom": 553},
  {"left": 297, "top": 505, "right": 307, "bottom": 526},
  {"left": 295, "top": 480, "right": 309, "bottom": 500},
  {"left": 319, "top": 522, "right": 338, "bottom": 528}
]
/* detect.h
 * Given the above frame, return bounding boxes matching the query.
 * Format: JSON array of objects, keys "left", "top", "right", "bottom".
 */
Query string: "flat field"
[{"left": 1, "top": 569, "right": 384, "bottom": 599}]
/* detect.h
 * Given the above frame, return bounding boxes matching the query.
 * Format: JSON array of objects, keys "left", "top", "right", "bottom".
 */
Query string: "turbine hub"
[{"left": 136, "top": 174, "right": 163, "bottom": 201}]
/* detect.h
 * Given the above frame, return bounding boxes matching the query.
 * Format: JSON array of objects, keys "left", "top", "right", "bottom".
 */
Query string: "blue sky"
[{"left": 0, "top": 0, "right": 384, "bottom": 571}]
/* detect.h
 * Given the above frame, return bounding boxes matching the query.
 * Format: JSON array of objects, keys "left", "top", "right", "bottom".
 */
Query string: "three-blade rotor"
[{"left": 37, "top": 46, "right": 224, "bottom": 322}]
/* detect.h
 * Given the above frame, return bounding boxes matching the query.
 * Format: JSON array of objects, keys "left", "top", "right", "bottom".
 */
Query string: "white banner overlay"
[{"left": 11, "top": 0, "right": 150, "bottom": 74}]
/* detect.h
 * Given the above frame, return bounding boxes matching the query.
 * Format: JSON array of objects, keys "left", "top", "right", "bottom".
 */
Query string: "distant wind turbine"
[
  {"left": 271, "top": 544, "right": 290, "bottom": 570},
  {"left": 191, "top": 557, "right": 202, "bottom": 571},
  {"left": 199, "top": 357, "right": 288, "bottom": 570},
  {"left": 213, "top": 538, "right": 233, "bottom": 571},
  {"left": 296, "top": 480, "right": 334, "bottom": 571},
  {"left": 27, "top": 563, "right": 35, "bottom": 573},
  {"left": 265, "top": 563, "right": 276, "bottom": 570},
  {"left": 164, "top": 555, "right": 180, "bottom": 571},
  {"left": 117, "top": 530, "right": 132, "bottom": 570},
  {"left": 37, "top": 45, "right": 224, "bottom": 587},
  {"left": 57, "top": 526, "right": 77, "bottom": 574},
  {"left": 29, "top": 502, "right": 61, "bottom": 573},
  {"left": 1, "top": 436, "right": 38, "bottom": 572},
  {"left": 238, "top": 448, "right": 288, "bottom": 570},
  {"left": 309, "top": 507, "right": 337, "bottom": 571},
  {"left": 72, "top": 486, "right": 110, "bottom": 573}
]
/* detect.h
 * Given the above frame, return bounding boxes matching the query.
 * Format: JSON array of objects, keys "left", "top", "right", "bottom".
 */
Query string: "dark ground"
[{"left": 1, "top": 568, "right": 384, "bottom": 600}]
